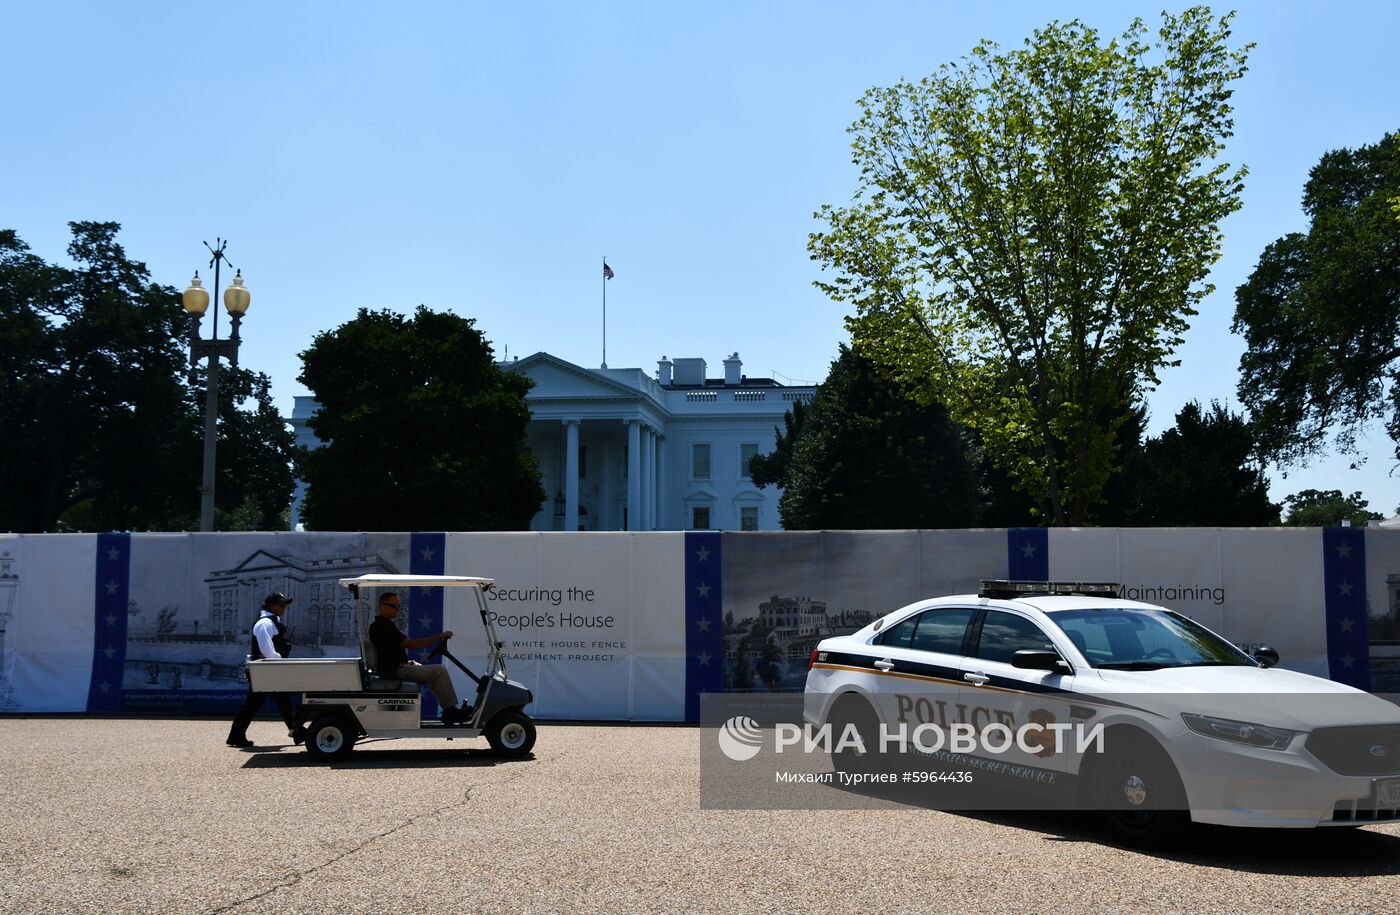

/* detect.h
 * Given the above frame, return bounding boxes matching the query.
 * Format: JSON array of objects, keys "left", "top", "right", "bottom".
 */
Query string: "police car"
[{"left": 803, "top": 580, "right": 1400, "bottom": 846}]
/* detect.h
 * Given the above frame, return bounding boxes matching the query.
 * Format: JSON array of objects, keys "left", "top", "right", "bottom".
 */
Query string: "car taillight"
[{"left": 809, "top": 649, "right": 819, "bottom": 670}]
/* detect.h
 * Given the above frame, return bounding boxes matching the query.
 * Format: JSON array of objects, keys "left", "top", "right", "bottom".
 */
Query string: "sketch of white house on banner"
[{"left": 122, "top": 547, "right": 401, "bottom": 694}]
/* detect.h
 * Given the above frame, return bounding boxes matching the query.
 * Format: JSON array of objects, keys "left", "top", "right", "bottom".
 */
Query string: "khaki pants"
[{"left": 394, "top": 664, "right": 458, "bottom": 709}]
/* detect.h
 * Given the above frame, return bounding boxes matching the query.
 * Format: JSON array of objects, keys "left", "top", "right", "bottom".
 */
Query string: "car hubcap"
[
  {"left": 501, "top": 722, "right": 526, "bottom": 749},
  {"left": 1123, "top": 774, "right": 1148, "bottom": 807},
  {"left": 318, "top": 729, "right": 343, "bottom": 752}
]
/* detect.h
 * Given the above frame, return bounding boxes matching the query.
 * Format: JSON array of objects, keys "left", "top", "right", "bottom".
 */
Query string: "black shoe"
[
  {"left": 441, "top": 709, "right": 460, "bottom": 727},
  {"left": 290, "top": 728, "right": 307, "bottom": 746},
  {"left": 226, "top": 737, "right": 254, "bottom": 748}
]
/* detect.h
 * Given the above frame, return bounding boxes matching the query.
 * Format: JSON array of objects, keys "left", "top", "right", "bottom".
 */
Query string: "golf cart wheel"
[
  {"left": 485, "top": 710, "right": 536, "bottom": 757},
  {"left": 306, "top": 716, "right": 356, "bottom": 761},
  {"left": 1092, "top": 731, "right": 1189, "bottom": 849}
]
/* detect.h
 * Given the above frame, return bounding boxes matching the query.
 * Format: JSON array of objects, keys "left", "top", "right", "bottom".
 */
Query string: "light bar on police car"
[{"left": 978, "top": 580, "right": 1120, "bottom": 598}]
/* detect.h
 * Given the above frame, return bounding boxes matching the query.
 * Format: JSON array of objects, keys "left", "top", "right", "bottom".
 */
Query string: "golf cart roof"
[{"left": 338, "top": 574, "right": 494, "bottom": 589}]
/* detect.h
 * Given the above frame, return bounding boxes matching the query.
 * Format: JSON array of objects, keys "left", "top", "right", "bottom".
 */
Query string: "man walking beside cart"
[
  {"left": 226, "top": 592, "right": 307, "bottom": 749},
  {"left": 369, "top": 591, "right": 469, "bottom": 724}
]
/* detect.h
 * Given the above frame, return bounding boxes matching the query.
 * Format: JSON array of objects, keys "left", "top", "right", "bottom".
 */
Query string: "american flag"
[{"left": 603, "top": 262, "right": 615, "bottom": 280}]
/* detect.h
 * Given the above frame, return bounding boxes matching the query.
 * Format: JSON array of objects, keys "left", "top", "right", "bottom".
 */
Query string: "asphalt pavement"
[{"left": 1, "top": 717, "right": 1398, "bottom": 914}]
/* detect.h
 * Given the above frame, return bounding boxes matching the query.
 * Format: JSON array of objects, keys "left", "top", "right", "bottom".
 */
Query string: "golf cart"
[{"left": 245, "top": 574, "right": 536, "bottom": 762}]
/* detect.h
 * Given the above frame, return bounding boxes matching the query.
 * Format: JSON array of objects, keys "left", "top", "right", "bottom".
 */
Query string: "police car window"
[
  {"left": 909, "top": 607, "right": 975, "bottom": 654},
  {"left": 874, "top": 614, "right": 919, "bottom": 647},
  {"left": 975, "top": 610, "right": 1056, "bottom": 664}
]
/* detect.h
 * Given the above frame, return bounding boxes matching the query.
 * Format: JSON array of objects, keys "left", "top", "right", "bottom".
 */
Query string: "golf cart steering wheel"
[{"left": 426, "top": 637, "right": 448, "bottom": 660}]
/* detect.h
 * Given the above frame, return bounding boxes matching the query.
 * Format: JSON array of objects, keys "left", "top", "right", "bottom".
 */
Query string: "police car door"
[
  {"left": 960, "top": 608, "right": 1075, "bottom": 776},
  {"left": 867, "top": 606, "right": 977, "bottom": 739}
]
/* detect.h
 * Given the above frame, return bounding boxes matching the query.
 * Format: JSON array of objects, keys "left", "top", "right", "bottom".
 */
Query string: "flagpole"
[{"left": 602, "top": 256, "right": 608, "bottom": 369}]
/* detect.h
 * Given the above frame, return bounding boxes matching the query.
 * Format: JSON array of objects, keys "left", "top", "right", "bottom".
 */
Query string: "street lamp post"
[{"left": 181, "top": 239, "right": 251, "bottom": 532}]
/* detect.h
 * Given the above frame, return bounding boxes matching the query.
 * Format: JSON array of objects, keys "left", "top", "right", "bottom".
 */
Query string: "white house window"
[
  {"left": 692, "top": 506, "right": 711, "bottom": 529},
  {"left": 691, "top": 443, "right": 711, "bottom": 480},
  {"left": 741, "top": 506, "right": 758, "bottom": 531},
  {"left": 739, "top": 443, "right": 758, "bottom": 479}
]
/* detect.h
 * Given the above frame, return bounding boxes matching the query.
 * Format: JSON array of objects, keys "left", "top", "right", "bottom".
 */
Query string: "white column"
[
  {"left": 626, "top": 419, "right": 641, "bottom": 531},
  {"left": 655, "top": 434, "right": 666, "bottom": 530},
  {"left": 564, "top": 419, "right": 580, "bottom": 532},
  {"left": 640, "top": 425, "right": 653, "bottom": 532}
]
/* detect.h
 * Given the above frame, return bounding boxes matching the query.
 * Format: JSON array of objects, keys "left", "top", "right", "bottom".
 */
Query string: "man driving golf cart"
[{"left": 368, "top": 590, "right": 472, "bottom": 725}]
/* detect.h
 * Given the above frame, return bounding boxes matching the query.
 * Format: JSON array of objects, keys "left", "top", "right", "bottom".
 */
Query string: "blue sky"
[{"left": 3, "top": 1, "right": 1398, "bottom": 514}]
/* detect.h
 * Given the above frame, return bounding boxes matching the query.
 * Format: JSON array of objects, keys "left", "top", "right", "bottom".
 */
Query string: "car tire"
[
  {"left": 1090, "top": 731, "right": 1190, "bottom": 850},
  {"left": 485, "top": 710, "right": 536, "bottom": 758},
  {"left": 827, "top": 694, "right": 880, "bottom": 776},
  {"left": 306, "top": 715, "right": 356, "bottom": 762}
]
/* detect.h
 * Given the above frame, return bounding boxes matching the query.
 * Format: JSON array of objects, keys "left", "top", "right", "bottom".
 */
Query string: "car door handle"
[
  {"left": 963, "top": 672, "right": 989, "bottom": 685},
  {"left": 873, "top": 659, "right": 895, "bottom": 671}
]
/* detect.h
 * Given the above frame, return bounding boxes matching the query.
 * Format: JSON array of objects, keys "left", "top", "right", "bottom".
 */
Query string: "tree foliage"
[
  {"left": 751, "top": 345, "right": 980, "bottom": 530},
  {"left": 1281, "top": 489, "right": 1384, "bottom": 527},
  {"left": 0, "top": 223, "right": 293, "bottom": 532},
  {"left": 296, "top": 307, "right": 544, "bottom": 531},
  {"left": 1233, "top": 131, "right": 1400, "bottom": 466},
  {"left": 1121, "top": 400, "right": 1279, "bottom": 526},
  {"left": 810, "top": 8, "right": 1250, "bottom": 525}
]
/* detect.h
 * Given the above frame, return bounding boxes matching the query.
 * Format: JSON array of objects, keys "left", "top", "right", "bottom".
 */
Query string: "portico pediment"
[{"left": 509, "top": 352, "right": 642, "bottom": 401}]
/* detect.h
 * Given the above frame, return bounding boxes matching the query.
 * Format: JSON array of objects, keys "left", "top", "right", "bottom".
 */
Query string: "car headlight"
[{"left": 1181, "top": 713, "right": 1299, "bottom": 751}]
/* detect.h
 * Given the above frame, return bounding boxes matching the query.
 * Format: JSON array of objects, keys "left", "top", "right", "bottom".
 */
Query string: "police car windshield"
[{"left": 1048, "top": 607, "right": 1255, "bottom": 669}]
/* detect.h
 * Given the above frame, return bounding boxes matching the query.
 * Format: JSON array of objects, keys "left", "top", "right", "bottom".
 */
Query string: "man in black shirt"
[{"left": 369, "top": 591, "right": 466, "bottom": 724}]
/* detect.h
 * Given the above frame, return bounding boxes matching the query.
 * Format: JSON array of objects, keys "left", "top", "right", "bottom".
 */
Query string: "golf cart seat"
[{"left": 359, "top": 636, "right": 417, "bottom": 694}]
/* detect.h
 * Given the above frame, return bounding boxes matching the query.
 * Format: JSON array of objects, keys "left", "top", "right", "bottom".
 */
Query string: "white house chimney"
[
  {"left": 723, "top": 352, "right": 742, "bottom": 386},
  {"left": 657, "top": 356, "right": 673, "bottom": 385}
]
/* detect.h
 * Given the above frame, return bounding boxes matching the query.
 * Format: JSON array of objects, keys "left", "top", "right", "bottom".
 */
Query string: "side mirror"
[
  {"left": 1253, "top": 645, "right": 1280, "bottom": 669},
  {"left": 1012, "top": 649, "right": 1071, "bottom": 673}
]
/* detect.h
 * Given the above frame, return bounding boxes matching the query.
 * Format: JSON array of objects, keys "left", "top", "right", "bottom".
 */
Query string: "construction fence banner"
[{"left": 0, "top": 528, "right": 1396, "bottom": 719}]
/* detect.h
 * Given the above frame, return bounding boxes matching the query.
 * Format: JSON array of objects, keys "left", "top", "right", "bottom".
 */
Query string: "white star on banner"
[
  {"left": 1021, "top": 542, "right": 1038, "bottom": 559},
  {"left": 697, "top": 651, "right": 711, "bottom": 667},
  {"left": 418, "top": 617, "right": 432, "bottom": 631},
  {"left": 1339, "top": 617, "right": 1355, "bottom": 633},
  {"left": 105, "top": 580, "right": 118, "bottom": 595},
  {"left": 98, "top": 681, "right": 110, "bottom": 694},
  {"left": 695, "top": 546, "right": 710, "bottom": 562},
  {"left": 696, "top": 617, "right": 711, "bottom": 632},
  {"left": 104, "top": 613, "right": 117, "bottom": 627},
  {"left": 696, "top": 582, "right": 711, "bottom": 599},
  {"left": 1338, "top": 580, "right": 1353, "bottom": 597},
  {"left": 1336, "top": 542, "right": 1353, "bottom": 560},
  {"left": 1340, "top": 654, "right": 1356, "bottom": 669},
  {"left": 106, "top": 547, "right": 120, "bottom": 561},
  {"left": 102, "top": 646, "right": 115, "bottom": 660},
  {"left": 419, "top": 587, "right": 433, "bottom": 596},
  {"left": 420, "top": 546, "right": 436, "bottom": 562}
]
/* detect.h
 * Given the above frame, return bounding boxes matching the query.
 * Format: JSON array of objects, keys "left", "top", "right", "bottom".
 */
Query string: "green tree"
[
  {"left": 0, "top": 223, "right": 294, "bottom": 532},
  {"left": 1233, "top": 131, "right": 1400, "bottom": 466},
  {"left": 1122, "top": 401, "right": 1280, "bottom": 526},
  {"left": 810, "top": 8, "right": 1251, "bottom": 525},
  {"left": 753, "top": 345, "right": 980, "bottom": 529},
  {"left": 1282, "top": 489, "right": 1383, "bottom": 527},
  {"left": 297, "top": 306, "right": 544, "bottom": 531},
  {"left": 747, "top": 397, "right": 805, "bottom": 489}
]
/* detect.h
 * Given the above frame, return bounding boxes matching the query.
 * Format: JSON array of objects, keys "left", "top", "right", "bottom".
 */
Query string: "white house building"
[{"left": 288, "top": 351, "right": 817, "bottom": 531}]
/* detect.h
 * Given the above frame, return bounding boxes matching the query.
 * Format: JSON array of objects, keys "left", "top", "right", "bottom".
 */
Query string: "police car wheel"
[
  {"left": 1094, "top": 734, "right": 1188, "bottom": 849},
  {"left": 828, "top": 694, "right": 879, "bottom": 775},
  {"left": 306, "top": 716, "right": 356, "bottom": 761},
  {"left": 486, "top": 710, "right": 536, "bottom": 758}
]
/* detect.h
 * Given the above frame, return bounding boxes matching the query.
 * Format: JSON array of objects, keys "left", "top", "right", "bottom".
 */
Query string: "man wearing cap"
[{"left": 226, "top": 592, "right": 307, "bottom": 749}]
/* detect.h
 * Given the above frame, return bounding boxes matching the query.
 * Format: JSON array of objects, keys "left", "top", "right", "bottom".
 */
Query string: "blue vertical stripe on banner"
[
  {"left": 410, "top": 532, "right": 447, "bottom": 719},
  {"left": 87, "top": 533, "right": 131, "bottom": 713},
  {"left": 685, "top": 531, "right": 723, "bottom": 723},
  {"left": 1322, "top": 526, "right": 1371, "bottom": 690},
  {"left": 1008, "top": 528, "right": 1049, "bottom": 580}
]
